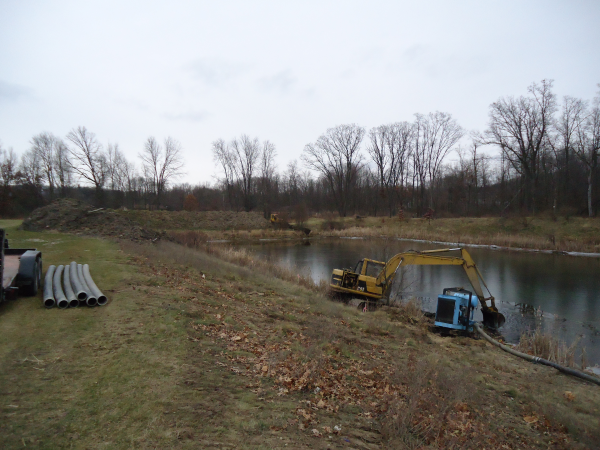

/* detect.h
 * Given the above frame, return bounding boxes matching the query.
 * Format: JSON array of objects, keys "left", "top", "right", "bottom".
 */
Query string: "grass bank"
[
  {"left": 319, "top": 216, "right": 600, "bottom": 254},
  {"left": 2, "top": 220, "right": 599, "bottom": 448},
  {"left": 167, "top": 215, "right": 600, "bottom": 254}
]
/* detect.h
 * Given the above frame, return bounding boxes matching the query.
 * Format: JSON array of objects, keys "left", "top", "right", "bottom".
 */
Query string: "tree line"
[
  {"left": 1, "top": 80, "right": 599, "bottom": 219},
  {"left": 211, "top": 80, "right": 599, "bottom": 218},
  {"left": 0, "top": 126, "right": 184, "bottom": 216}
]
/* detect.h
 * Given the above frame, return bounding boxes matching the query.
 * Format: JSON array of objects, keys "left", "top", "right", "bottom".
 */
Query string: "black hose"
[
  {"left": 474, "top": 323, "right": 600, "bottom": 386},
  {"left": 43, "top": 265, "right": 56, "bottom": 308},
  {"left": 78, "top": 263, "right": 97, "bottom": 306},
  {"left": 63, "top": 265, "right": 79, "bottom": 307},
  {"left": 83, "top": 264, "right": 107, "bottom": 306},
  {"left": 69, "top": 261, "right": 87, "bottom": 301},
  {"left": 53, "top": 265, "right": 68, "bottom": 309}
]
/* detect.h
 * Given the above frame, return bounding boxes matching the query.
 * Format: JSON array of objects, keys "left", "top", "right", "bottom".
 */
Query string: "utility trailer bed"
[
  {"left": 1, "top": 229, "right": 42, "bottom": 302},
  {"left": 2, "top": 253, "right": 21, "bottom": 289}
]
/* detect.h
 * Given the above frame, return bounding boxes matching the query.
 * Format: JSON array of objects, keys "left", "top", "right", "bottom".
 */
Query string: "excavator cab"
[{"left": 330, "top": 258, "right": 385, "bottom": 298}]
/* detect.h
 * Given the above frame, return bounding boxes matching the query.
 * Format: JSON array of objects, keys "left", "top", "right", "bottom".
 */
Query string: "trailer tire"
[{"left": 21, "top": 259, "right": 40, "bottom": 296}]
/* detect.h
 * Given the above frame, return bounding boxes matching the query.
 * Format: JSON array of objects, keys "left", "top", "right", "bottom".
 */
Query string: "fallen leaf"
[
  {"left": 523, "top": 415, "right": 538, "bottom": 424},
  {"left": 311, "top": 428, "right": 322, "bottom": 437},
  {"left": 317, "top": 399, "right": 326, "bottom": 408},
  {"left": 564, "top": 391, "right": 575, "bottom": 401}
]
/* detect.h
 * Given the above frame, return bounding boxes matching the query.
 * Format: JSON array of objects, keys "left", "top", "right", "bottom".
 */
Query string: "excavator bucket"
[{"left": 482, "top": 307, "right": 506, "bottom": 329}]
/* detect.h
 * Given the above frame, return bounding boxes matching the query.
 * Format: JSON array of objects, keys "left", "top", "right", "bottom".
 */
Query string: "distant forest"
[{"left": 1, "top": 80, "right": 599, "bottom": 219}]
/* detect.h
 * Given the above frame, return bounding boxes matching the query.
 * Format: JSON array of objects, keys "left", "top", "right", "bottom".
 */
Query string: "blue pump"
[{"left": 434, "top": 287, "right": 479, "bottom": 332}]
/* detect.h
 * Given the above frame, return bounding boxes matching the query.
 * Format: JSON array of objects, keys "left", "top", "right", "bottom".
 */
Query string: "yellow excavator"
[
  {"left": 270, "top": 213, "right": 311, "bottom": 235},
  {"left": 329, "top": 247, "right": 506, "bottom": 328}
]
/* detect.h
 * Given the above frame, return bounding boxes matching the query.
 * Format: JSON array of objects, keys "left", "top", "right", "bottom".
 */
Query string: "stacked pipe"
[{"left": 42, "top": 262, "right": 108, "bottom": 308}]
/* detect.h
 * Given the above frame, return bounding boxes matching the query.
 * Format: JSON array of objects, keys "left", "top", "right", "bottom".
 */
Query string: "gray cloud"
[
  {"left": 163, "top": 111, "right": 209, "bottom": 122},
  {"left": 187, "top": 58, "right": 248, "bottom": 86},
  {"left": 396, "top": 44, "right": 490, "bottom": 79},
  {"left": 257, "top": 70, "right": 296, "bottom": 93},
  {"left": 0, "top": 80, "right": 32, "bottom": 101}
]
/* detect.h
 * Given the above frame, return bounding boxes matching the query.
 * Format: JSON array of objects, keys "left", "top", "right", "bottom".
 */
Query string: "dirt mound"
[
  {"left": 120, "top": 209, "right": 270, "bottom": 231},
  {"left": 21, "top": 199, "right": 164, "bottom": 242}
]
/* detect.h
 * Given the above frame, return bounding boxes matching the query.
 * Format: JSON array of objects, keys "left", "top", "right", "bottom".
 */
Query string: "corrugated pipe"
[
  {"left": 83, "top": 264, "right": 107, "bottom": 306},
  {"left": 53, "top": 265, "right": 69, "bottom": 309},
  {"left": 474, "top": 323, "right": 600, "bottom": 386},
  {"left": 43, "top": 265, "right": 56, "bottom": 308},
  {"left": 69, "top": 261, "right": 87, "bottom": 301},
  {"left": 63, "top": 265, "right": 79, "bottom": 307},
  {"left": 78, "top": 263, "right": 97, "bottom": 306}
]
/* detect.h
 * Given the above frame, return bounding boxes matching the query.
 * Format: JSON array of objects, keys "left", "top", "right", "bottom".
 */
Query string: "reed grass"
[
  {"left": 321, "top": 216, "right": 600, "bottom": 253},
  {"left": 515, "top": 328, "right": 584, "bottom": 368}
]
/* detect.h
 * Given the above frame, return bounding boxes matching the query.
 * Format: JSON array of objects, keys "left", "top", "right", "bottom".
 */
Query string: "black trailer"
[{"left": 0, "top": 229, "right": 42, "bottom": 303}]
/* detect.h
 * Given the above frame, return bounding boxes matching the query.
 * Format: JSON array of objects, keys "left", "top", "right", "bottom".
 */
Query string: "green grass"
[
  {"left": 0, "top": 222, "right": 193, "bottom": 448},
  {"left": 1, "top": 220, "right": 599, "bottom": 448}
]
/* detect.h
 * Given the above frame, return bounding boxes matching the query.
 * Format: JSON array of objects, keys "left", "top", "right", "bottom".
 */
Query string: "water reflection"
[{"left": 234, "top": 238, "right": 600, "bottom": 365}]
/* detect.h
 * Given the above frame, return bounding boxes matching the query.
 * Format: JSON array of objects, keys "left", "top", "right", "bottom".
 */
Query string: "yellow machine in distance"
[
  {"left": 329, "top": 247, "right": 505, "bottom": 328},
  {"left": 270, "top": 213, "right": 311, "bottom": 235}
]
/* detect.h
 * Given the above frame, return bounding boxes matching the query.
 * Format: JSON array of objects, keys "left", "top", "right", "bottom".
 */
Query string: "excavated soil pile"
[
  {"left": 21, "top": 199, "right": 165, "bottom": 242},
  {"left": 120, "top": 209, "right": 270, "bottom": 231}
]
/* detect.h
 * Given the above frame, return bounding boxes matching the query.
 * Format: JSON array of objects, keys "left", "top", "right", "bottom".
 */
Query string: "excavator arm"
[{"left": 375, "top": 248, "right": 504, "bottom": 328}]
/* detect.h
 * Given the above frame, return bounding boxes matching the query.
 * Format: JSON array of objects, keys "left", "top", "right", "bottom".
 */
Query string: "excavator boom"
[{"left": 330, "top": 247, "right": 505, "bottom": 328}]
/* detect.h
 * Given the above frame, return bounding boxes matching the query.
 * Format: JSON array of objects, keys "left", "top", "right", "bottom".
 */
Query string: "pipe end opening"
[
  {"left": 97, "top": 296, "right": 108, "bottom": 305},
  {"left": 69, "top": 300, "right": 79, "bottom": 308},
  {"left": 87, "top": 297, "right": 97, "bottom": 306},
  {"left": 44, "top": 298, "right": 55, "bottom": 308},
  {"left": 77, "top": 292, "right": 87, "bottom": 300},
  {"left": 57, "top": 299, "right": 69, "bottom": 309}
]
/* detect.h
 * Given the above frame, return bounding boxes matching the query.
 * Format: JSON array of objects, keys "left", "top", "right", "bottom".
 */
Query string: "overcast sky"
[{"left": 1, "top": 0, "right": 599, "bottom": 185}]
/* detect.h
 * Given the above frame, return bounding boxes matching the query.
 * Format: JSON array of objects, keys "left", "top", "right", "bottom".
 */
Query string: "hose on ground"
[
  {"left": 43, "top": 265, "right": 56, "bottom": 308},
  {"left": 69, "top": 261, "right": 87, "bottom": 301},
  {"left": 78, "top": 263, "right": 97, "bottom": 306},
  {"left": 53, "top": 265, "right": 68, "bottom": 309},
  {"left": 63, "top": 265, "right": 79, "bottom": 307},
  {"left": 83, "top": 264, "right": 107, "bottom": 306},
  {"left": 474, "top": 322, "right": 600, "bottom": 386}
]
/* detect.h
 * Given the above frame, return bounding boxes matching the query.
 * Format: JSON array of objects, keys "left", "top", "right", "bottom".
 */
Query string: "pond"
[{"left": 233, "top": 237, "right": 600, "bottom": 367}]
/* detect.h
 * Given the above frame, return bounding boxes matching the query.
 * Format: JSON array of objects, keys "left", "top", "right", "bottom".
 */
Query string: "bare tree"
[
  {"left": 0, "top": 144, "right": 19, "bottom": 213},
  {"left": 302, "top": 124, "right": 365, "bottom": 217},
  {"left": 30, "top": 132, "right": 58, "bottom": 199},
  {"left": 212, "top": 138, "right": 238, "bottom": 209},
  {"left": 18, "top": 149, "right": 44, "bottom": 193},
  {"left": 484, "top": 80, "right": 557, "bottom": 212},
  {"left": 457, "top": 138, "right": 491, "bottom": 215},
  {"left": 367, "top": 122, "right": 414, "bottom": 216},
  {"left": 230, "top": 135, "right": 260, "bottom": 211},
  {"left": 0, "top": 144, "right": 18, "bottom": 190},
  {"left": 418, "top": 112, "right": 464, "bottom": 210},
  {"left": 66, "top": 126, "right": 107, "bottom": 204},
  {"left": 54, "top": 139, "right": 72, "bottom": 197},
  {"left": 573, "top": 96, "right": 600, "bottom": 216},
  {"left": 139, "top": 136, "right": 185, "bottom": 208},
  {"left": 367, "top": 125, "right": 391, "bottom": 216},
  {"left": 554, "top": 96, "right": 587, "bottom": 205},
  {"left": 258, "top": 140, "right": 277, "bottom": 217}
]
